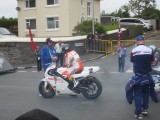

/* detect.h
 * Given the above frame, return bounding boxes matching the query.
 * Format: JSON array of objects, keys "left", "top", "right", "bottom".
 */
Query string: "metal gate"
[{"left": 85, "top": 40, "right": 160, "bottom": 55}]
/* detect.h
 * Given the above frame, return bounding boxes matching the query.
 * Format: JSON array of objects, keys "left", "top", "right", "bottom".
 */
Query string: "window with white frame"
[
  {"left": 81, "top": 0, "right": 84, "bottom": 6},
  {"left": 87, "top": 2, "right": 91, "bottom": 16},
  {"left": 47, "top": 0, "right": 58, "bottom": 5},
  {"left": 26, "top": 0, "right": 36, "bottom": 8},
  {"left": 47, "top": 17, "right": 59, "bottom": 29},
  {"left": 26, "top": 19, "right": 36, "bottom": 29}
]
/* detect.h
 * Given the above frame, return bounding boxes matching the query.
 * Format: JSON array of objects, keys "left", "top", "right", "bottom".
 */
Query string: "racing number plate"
[{"left": 89, "top": 68, "right": 93, "bottom": 74}]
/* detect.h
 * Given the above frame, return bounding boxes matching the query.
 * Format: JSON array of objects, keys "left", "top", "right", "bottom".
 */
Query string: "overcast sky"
[{"left": 0, "top": 0, "right": 160, "bottom": 18}]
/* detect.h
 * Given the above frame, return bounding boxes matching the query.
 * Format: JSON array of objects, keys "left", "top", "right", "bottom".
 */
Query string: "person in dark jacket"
[
  {"left": 35, "top": 46, "right": 42, "bottom": 71},
  {"left": 86, "top": 32, "right": 94, "bottom": 50},
  {"left": 41, "top": 38, "right": 57, "bottom": 72},
  {"left": 130, "top": 35, "right": 157, "bottom": 119},
  {"left": 94, "top": 31, "right": 102, "bottom": 51},
  {"left": 125, "top": 75, "right": 158, "bottom": 105}
]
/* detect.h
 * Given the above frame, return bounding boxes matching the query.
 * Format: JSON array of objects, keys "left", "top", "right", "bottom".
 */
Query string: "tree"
[
  {"left": 141, "top": 0, "right": 156, "bottom": 9},
  {"left": 128, "top": 0, "right": 156, "bottom": 17},
  {"left": 0, "top": 17, "right": 18, "bottom": 35},
  {"left": 141, "top": 7, "right": 160, "bottom": 19},
  {"left": 102, "top": 5, "right": 130, "bottom": 18},
  {"left": 116, "top": 5, "right": 130, "bottom": 18},
  {"left": 0, "top": 17, "right": 18, "bottom": 29},
  {"left": 129, "top": 0, "right": 143, "bottom": 17},
  {"left": 73, "top": 20, "right": 105, "bottom": 35},
  {"left": 101, "top": 11, "right": 116, "bottom": 16}
]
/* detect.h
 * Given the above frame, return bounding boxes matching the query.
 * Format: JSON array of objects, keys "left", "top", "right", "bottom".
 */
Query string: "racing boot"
[
  {"left": 67, "top": 76, "right": 79, "bottom": 93},
  {"left": 72, "top": 78, "right": 79, "bottom": 89}
]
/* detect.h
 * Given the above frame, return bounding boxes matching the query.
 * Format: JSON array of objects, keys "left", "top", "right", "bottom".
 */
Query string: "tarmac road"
[
  {"left": 0, "top": 33, "right": 160, "bottom": 120},
  {"left": 0, "top": 50, "right": 160, "bottom": 120}
]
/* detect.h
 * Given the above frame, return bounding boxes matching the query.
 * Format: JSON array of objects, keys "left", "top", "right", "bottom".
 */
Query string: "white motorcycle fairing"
[
  {"left": 152, "top": 75, "right": 160, "bottom": 94},
  {"left": 41, "top": 63, "right": 100, "bottom": 95},
  {"left": 57, "top": 66, "right": 100, "bottom": 78}
]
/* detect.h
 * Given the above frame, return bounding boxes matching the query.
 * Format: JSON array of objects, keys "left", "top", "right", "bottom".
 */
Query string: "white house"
[{"left": 16, "top": 0, "right": 101, "bottom": 37}]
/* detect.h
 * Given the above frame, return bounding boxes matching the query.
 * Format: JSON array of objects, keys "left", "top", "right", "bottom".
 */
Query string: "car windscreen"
[
  {"left": 0, "top": 28, "right": 11, "bottom": 35},
  {"left": 120, "top": 19, "right": 136, "bottom": 23}
]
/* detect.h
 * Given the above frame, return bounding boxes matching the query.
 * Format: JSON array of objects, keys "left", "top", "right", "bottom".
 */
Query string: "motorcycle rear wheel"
[
  {"left": 39, "top": 81, "right": 56, "bottom": 98},
  {"left": 82, "top": 77, "right": 102, "bottom": 99}
]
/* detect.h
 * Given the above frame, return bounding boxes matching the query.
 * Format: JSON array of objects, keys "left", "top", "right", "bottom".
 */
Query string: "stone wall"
[
  {"left": 0, "top": 26, "right": 144, "bottom": 66},
  {"left": 0, "top": 39, "right": 86, "bottom": 66}
]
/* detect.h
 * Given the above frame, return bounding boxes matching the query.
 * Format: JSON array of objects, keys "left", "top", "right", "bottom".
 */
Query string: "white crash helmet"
[
  {"left": 62, "top": 44, "right": 70, "bottom": 53},
  {"left": 149, "top": 45, "right": 156, "bottom": 51}
]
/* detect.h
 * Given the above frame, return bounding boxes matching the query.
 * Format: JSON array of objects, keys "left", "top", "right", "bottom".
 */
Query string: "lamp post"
[{"left": 92, "top": 0, "right": 94, "bottom": 35}]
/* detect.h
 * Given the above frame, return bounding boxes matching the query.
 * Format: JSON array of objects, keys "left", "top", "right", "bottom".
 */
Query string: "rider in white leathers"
[{"left": 60, "top": 45, "right": 83, "bottom": 90}]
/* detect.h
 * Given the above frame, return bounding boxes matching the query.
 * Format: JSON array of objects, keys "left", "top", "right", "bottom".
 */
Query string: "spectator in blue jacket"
[
  {"left": 41, "top": 38, "right": 57, "bottom": 72},
  {"left": 117, "top": 43, "right": 127, "bottom": 72}
]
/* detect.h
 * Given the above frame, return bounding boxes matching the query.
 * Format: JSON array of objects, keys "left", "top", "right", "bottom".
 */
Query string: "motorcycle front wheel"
[
  {"left": 82, "top": 77, "right": 102, "bottom": 99},
  {"left": 39, "top": 81, "right": 56, "bottom": 98}
]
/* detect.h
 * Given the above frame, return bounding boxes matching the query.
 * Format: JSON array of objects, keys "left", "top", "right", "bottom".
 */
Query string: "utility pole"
[{"left": 92, "top": 0, "right": 94, "bottom": 35}]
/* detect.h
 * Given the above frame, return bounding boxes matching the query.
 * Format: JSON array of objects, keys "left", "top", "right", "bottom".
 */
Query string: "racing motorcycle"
[
  {"left": 39, "top": 63, "right": 102, "bottom": 99},
  {"left": 152, "top": 75, "right": 160, "bottom": 95},
  {"left": 149, "top": 45, "right": 160, "bottom": 67}
]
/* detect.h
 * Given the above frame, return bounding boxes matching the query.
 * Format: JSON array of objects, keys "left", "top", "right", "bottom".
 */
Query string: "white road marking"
[
  {"left": 97, "top": 71, "right": 105, "bottom": 74},
  {"left": 32, "top": 66, "right": 37, "bottom": 68},
  {"left": 17, "top": 67, "right": 25, "bottom": 69},
  {"left": 16, "top": 70, "right": 41, "bottom": 73},
  {"left": 126, "top": 69, "right": 133, "bottom": 73},
  {"left": 17, "top": 71, "right": 26, "bottom": 72},
  {"left": 16, "top": 69, "right": 134, "bottom": 74},
  {"left": 110, "top": 72, "right": 120, "bottom": 74},
  {"left": 102, "top": 56, "right": 107, "bottom": 58},
  {"left": 110, "top": 67, "right": 133, "bottom": 74}
]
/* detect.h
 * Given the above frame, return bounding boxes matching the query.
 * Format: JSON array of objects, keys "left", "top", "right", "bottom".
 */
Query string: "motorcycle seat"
[
  {"left": 75, "top": 67, "right": 84, "bottom": 74},
  {"left": 75, "top": 71, "right": 82, "bottom": 74}
]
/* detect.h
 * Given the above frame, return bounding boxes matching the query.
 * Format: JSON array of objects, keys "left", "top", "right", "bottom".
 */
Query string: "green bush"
[
  {"left": 0, "top": 17, "right": 17, "bottom": 29},
  {"left": 73, "top": 20, "right": 105, "bottom": 35},
  {"left": 103, "top": 24, "right": 119, "bottom": 31}
]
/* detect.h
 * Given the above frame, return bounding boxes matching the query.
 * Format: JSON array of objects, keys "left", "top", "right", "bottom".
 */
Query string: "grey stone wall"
[
  {"left": 0, "top": 40, "right": 86, "bottom": 66},
  {"left": 0, "top": 26, "right": 144, "bottom": 66}
]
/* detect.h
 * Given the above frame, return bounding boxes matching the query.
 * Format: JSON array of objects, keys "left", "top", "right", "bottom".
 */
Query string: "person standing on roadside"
[
  {"left": 55, "top": 40, "right": 64, "bottom": 67},
  {"left": 117, "top": 43, "right": 127, "bottom": 72},
  {"left": 130, "top": 35, "right": 158, "bottom": 119},
  {"left": 35, "top": 46, "right": 42, "bottom": 71},
  {"left": 86, "top": 32, "right": 94, "bottom": 50},
  {"left": 94, "top": 31, "right": 101, "bottom": 50},
  {"left": 41, "top": 38, "right": 57, "bottom": 72}
]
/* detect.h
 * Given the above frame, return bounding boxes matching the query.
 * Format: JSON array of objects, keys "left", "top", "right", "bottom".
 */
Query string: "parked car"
[
  {"left": 119, "top": 18, "right": 153, "bottom": 31},
  {"left": 0, "top": 27, "right": 17, "bottom": 38}
]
